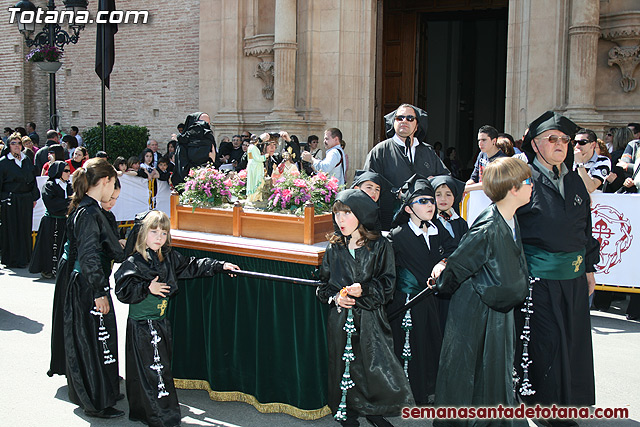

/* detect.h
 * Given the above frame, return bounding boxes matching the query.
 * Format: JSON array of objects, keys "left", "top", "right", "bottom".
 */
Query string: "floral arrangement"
[
  {"left": 177, "top": 165, "right": 342, "bottom": 216},
  {"left": 178, "top": 167, "right": 246, "bottom": 208},
  {"left": 267, "top": 170, "right": 342, "bottom": 215},
  {"left": 25, "top": 45, "right": 63, "bottom": 63}
]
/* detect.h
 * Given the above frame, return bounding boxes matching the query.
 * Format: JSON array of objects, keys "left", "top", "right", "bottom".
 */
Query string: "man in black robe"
[
  {"left": 363, "top": 103, "right": 450, "bottom": 230},
  {"left": 515, "top": 111, "right": 598, "bottom": 426}
]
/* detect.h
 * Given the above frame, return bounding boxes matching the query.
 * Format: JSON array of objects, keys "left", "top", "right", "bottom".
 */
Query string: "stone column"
[
  {"left": 565, "top": 0, "right": 602, "bottom": 120},
  {"left": 269, "top": 0, "right": 298, "bottom": 119}
]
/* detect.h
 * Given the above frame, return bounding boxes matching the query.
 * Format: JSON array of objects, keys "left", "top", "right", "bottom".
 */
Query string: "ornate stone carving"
[
  {"left": 608, "top": 45, "right": 640, "bottom": 92},
  {"left": 255, "top": 61, "right": 274, "bottom": 100},
  {"left": 600, "top": 11, "right": 640, "bottom": 92},
  {"left": 244, "top": 34, "right": 275, "bottom": 100}
]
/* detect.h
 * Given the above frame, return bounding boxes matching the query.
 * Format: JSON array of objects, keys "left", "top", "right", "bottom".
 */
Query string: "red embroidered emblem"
[{"left": 591, "top": 204, "right": 633, "bottom": 274}]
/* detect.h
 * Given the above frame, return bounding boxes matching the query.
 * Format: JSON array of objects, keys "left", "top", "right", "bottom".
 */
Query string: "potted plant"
[{"left": 25, "top": 45, "right": 63, "bottom": 73}]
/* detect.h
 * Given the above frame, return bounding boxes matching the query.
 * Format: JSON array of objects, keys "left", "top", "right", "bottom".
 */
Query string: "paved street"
[{"left": 1, "top": 265, "right": 638, "bottom": 426}]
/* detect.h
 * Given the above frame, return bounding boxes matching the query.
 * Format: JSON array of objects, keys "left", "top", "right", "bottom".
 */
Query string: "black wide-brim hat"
[
  {"left": 392, "top": 174, "right": 435, "bottom": 228},
  {"left": 384, "top": 104, "right": 428, "bottom": 142},
  {"left": 522, "top": 110, "right": 580, "bottom": 167}
]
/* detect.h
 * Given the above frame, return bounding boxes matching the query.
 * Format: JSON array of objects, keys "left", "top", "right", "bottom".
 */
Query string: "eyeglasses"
[
  {"left": 63, "top": 169, "right": 71, "bottom": 173},
  {"left": 536, "top": 135, "right": 571, "bottom": 145},
  {"left": 410, "top": 197, "right": 436, "bottom": 206},
  {"left": 573, "top": 139, "right": 591, "bottom": 146},
  {"left": 395, "top": 115, "right": 416, "bottom": 122},
  {"left": 522, "top": 177, "right": 532, "bottom": 186},
  {"left": 9, "top": 141, "right": 20, "bottom": 145}
]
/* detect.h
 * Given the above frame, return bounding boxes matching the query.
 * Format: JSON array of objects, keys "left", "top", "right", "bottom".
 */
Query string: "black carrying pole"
[
  {"left": 387, "top": 286, "right": 437, "bottom": 321},
  {"left": 223, "top": 269, "right": 322, "bottom": 287},
  {"left": 100, "top": 21, "right": 106, "bottom": 152}
]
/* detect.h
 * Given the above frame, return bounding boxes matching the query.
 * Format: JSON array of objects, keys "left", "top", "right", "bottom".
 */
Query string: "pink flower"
[
  {"left": 290, "top": 169, "right": 300, "bottom": 177},
  {"left": 282, "top": 189, "right": 291, "bottom": 198},
  {"left": 238, "top": 169, "right": 247, "bottom": 179},
  {"left": 293, "top": 179, "right": 307, "bottom": 188},
  {"left": 316, "top": 172, "right": 328, "bottom": 181},
  {"left": 188, "top": 170, "right": 195, "bottom": 177},
  {"left": 326, "top": 179, "right": 338, "bottom": 191},
  {"left": 224, "top": 179, "right": 232, "bottom": 187}
]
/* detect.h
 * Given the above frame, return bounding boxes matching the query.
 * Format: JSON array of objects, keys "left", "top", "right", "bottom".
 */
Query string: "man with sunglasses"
[
  {"left": 573, "top": 128, "right": 611, "bottom": 193},
  {"left": 515, "top": 111, "right": 599, "bottom": 425},
  {"left": 364, "top": 103, "right": 449, "bottom": 231}
]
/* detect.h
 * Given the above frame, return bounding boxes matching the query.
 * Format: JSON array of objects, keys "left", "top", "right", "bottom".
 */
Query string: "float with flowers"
[{"left": 171, "top": 165, "right": 343, "bottom": 245}]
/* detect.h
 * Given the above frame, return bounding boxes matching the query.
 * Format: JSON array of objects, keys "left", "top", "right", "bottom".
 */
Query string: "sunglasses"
[
  {"left": 395, "top": 115, "right": 416, "bottom": 122},
  {"left": 410, "top": 197, "right": 436, "bottom": 206},
  {"left": 573, "top": 139, "right": 591, "bottom": 146},
  {"left": 537, "top": 135, "right": 571, "bottom": 145},
  {"left": 63, "top": 169, "right": 71, "bottom": 173},
  {"left": 522, "top": 177, "right": 532, "bottom": 186}
]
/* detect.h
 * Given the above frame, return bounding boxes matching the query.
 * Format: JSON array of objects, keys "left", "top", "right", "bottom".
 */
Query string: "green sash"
[
  {"left": 44, "top": 211, "right": 66, "bottom": 219},
  {"left": 523, "top": 244, "right": 585, "bottom": 280},
  {"left": 129, "top": 294, "right": 169, "bottom": 320},
  {"left": 396, "top": 267, "right": 422, "bottom": 296}
]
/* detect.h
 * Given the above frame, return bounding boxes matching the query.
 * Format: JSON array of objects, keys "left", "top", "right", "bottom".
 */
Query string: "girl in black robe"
[
  {"left": 115, "top": 210, "right": 239, "bottom": 427},
  {"left": 29, "top": 161, "right": 72, "bottom": 278},
  {"left": 317, "top": 189, "right": 414, "bottom": 427},
  {"left": 387, "top": 175, "right": 456, "bottom": 405},
  {"left": 0, "top": 133, "right": 40, "bottom": 268},
  {"left": 63, "top": 158, "right": 125, "bottom": 418}
]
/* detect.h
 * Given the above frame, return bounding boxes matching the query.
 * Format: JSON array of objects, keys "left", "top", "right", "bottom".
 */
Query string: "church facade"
[{"left": 1, "top": 0, "right": 638, "bottom": 174}]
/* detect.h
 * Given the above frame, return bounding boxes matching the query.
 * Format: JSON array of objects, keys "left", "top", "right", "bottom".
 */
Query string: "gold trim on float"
[{"left": 173, "top": 378, "right": 331, "bottom": 420}]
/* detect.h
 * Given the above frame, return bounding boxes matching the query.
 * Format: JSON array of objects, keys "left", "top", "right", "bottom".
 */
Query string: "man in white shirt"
[{"left": 301, "top": 128, "right": 346, "bottom": 185}]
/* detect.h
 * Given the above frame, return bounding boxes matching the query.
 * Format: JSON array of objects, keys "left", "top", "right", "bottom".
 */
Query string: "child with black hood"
[
  {"left": 429, "top": 175, "right": 468, "bottom": 246},
  {"left": 317, "top": 189, "right": 414, "bottom": 427},
  {"left": 30, "top": 160, "right": 72, "bottom": 279},
  {"left": 386, "top": 175, "right": 456, "bottom": 405}
]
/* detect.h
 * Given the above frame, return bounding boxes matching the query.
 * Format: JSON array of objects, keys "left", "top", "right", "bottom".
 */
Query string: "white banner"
[
  {"left": 463, "top": 191, "right": 640, "bottom": 288},
  {"left": 32, "top": 174, "right": 172, "bottom": 230}
]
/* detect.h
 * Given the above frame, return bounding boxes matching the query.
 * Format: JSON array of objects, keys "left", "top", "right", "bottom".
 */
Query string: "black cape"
[
  {"left": 172, "top": 112, "right": 217, "bottom": 187},
  {"left": 387, "top": 220, "right": 456, "bottom": 404},
  {"left": 30, "top": 162, "right": 71, "bottom": 275},
  {"left": 0, "top": 154, "right": 40, "bottom": 267},
  {"left": 434, "top": 204, "right": 529, "bottom": 427},
  {"left": 63, "top": 196, "right": 125, "bottom": 412},
  {"left": 363, "top": 140, "right": 449, "bottom": 230},
  {"left": 316, "top": 237, "right": 414, "bottom": 416},
  {"left": 515, "top": 165, "right": 596, "bottom": 406},
  {"left": 115, "top": 249, "right": 224, "bottom": 427}
]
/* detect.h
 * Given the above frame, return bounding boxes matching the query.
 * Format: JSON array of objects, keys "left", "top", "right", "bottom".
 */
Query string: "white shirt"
[
  {"left": 407, "top": 218, "right": 439, "bottom": 249},
  {"left": 56, "top": 178, "right": 69, "bottom": 192},
  {"left": 7, "top": 152, "right": 26, "bottom": 167},
  {"left": 437, "top": 210, "right": 460, "bottom": 238},
  {"left": 312, "top": 144, "right": 345, "bottom": 185},
  {"left": 75, "top": 134, "right": 83, "bottom": 146},
  {"left": 393, "top": 134, "right": 419, "bottom": 163}
]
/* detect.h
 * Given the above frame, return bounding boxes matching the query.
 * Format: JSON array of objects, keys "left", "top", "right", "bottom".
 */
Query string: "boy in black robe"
[
  {"left": 434, "top": 157, "right": 532, "bottom": 427},
  {"left": 387, "top": 175, "right": 456, "bottom": 405}
]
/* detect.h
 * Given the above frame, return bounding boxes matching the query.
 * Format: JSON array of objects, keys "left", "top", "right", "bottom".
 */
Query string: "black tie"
[
  {"left": 552, "top": 165, "right": 560, "bottom": 180},
  {"left": 439, "top": 212, "right": 451, "bottom": 222},
  {"left": 405, "top": 137, "right": 413, "bottom": 163}
]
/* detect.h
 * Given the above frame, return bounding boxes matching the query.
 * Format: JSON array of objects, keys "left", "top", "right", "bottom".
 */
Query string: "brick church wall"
[{"left": 1, "top": 0, "right": 200, "bottom": 153}]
